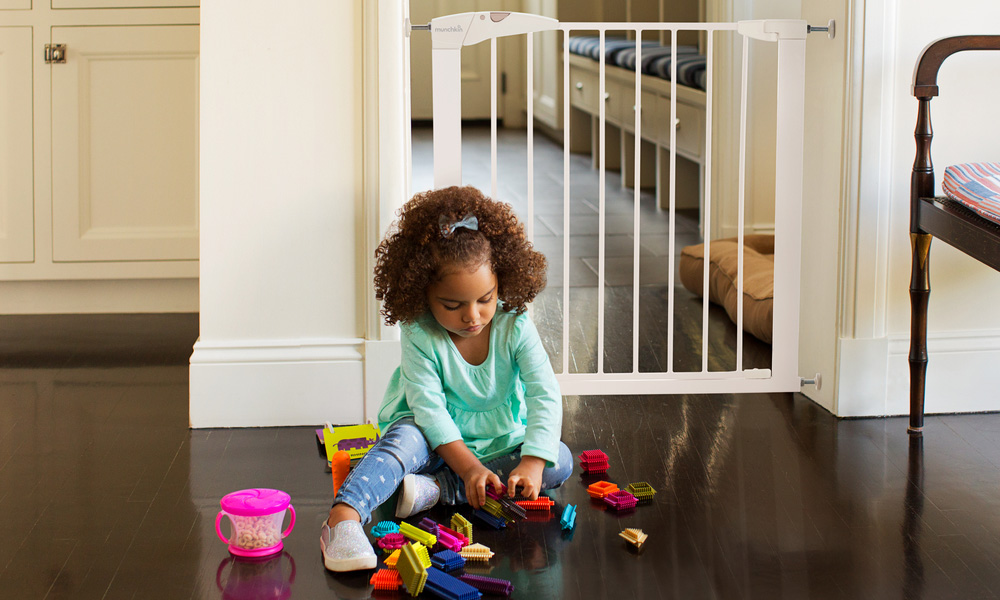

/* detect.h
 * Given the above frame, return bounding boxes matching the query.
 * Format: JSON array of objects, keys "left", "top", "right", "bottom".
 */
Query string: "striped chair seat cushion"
[
  {"left": 614, "top": 44, "right": 701, "bottom": 72},
  {"left": 942, "top": 162, "right": 1000, "bottom": 225},
  {"left": 568, "top": 36, "right": 707, "bottom": 90},
  {"left": 567, "top": 36, "right": 660, "bottom": 64}
]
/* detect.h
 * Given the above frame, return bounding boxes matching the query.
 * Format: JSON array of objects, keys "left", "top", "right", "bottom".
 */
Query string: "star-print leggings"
[{"left": 332, "top": 418, "right": 574, "bottom": 524}]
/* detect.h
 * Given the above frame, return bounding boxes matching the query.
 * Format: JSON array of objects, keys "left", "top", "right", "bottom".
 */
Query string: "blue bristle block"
[
  {"left": 425, "top": 567, "right": 482, "bottom": 600},
  {"left": 431, "top": 549, "right": 466, "bottom": 572},
  {"left": 560, "top": 504, "right": 577, "bottom": 530},
  {"left": 472, "top": 509, "right": 507, "bottom": 530}
]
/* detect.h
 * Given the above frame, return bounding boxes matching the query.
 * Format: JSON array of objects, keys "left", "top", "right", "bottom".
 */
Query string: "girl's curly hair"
[{"left": 374, "top": 186, "right": 547, "bottom": 325}]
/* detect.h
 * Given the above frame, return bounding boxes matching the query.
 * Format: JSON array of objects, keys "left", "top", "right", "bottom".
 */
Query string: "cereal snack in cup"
[{"left": 216, "top": 488, "right": 296, "bottom": 558}]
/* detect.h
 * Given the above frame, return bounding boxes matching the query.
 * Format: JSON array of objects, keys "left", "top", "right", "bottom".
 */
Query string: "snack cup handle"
[
  {"left": 282, "top": 504, "right": 296, "bottom": 538},
  {"left": 215, "top": 511, "right": 230, "bottom": 545}
]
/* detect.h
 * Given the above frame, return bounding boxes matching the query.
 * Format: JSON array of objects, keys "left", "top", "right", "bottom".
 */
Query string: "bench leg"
[{"left": 908, "top": 233, "right": 931, "bottom": 434}]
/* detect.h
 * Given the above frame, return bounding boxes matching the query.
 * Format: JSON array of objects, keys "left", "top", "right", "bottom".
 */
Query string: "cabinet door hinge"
[{"left": 44, "top": 44, "right": 67, "bottom": 64}]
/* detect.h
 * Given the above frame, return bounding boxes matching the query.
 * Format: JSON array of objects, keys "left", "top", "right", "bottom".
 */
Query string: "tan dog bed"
[{"left": 678, "top": 235, "right": 774, "bottom": 344}]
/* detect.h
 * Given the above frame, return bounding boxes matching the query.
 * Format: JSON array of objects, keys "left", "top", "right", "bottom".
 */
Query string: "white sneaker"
[
  {"left": 320, "top": 520, "right": 377, "bottom": 572},
  {"left": 395, "top": 474, "right": 440, "bottom": 519}
]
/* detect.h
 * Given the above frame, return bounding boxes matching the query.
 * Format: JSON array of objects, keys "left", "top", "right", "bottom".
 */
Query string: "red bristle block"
[
  {"left": 369, "top": 568, "right": 403, "bottom": 591},
  {"left": 515, "top": 497, "right": 555, "bottom": 510}
]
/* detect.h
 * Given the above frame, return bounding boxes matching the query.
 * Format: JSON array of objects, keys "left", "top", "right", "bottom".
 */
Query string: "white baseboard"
[
  {"left": 837, "top": 331, "right": 1000, "bottom": 417},
  {"left": 189, "top": 337, "right": 365, "bottom": 427}
]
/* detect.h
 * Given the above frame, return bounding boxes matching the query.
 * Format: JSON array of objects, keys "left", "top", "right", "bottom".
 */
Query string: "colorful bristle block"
[
  {"left": 496, "top": 495, "right": 527, "bottom": 520},
  {"left": 626, "top": 482, "right": 657, "bottom": 503},
  {"left": 431, "top": 549, "right": 466, "bottom": 572},
  {"left": 474, "top": 507, "right": 508, "bottom": 529},
  {"left": 436, "top": 527, "right": 466, "bottom": 552},
  {"left": 384, "top": 548, "right": 401, "bottom": 568},
  {"left": 560, "top": 504, "right": 577, "bottom": 530},
  {"left": 370, "top": 520, "right": 400, "bottom": 538},
  {"left": 377, "top": 532, "right": 407, "bottom": 551},
  {"left": 604, "top": 489, "right": 638, "bottom": 511},
  {"left": 458, "top": 573, "right": 515, "bottom": 597},
  {"left": 410, "top": 542, "right": 432, "bottom": 568},
  {"left": 578, "top": 449, "right": 610, "bottom": 474},
  {"left": 396, "top": 543, "right": 428, "bottom": 596},
  {"left": 451, "top": 514, "right": 474, "bottom": 544},
  {"left": 399, "top": 521, "right": 437, "bottom": 548},
  {"left": 619, "top": 528, "right": 648, "bottom": 548},
  {"left": 418, "top": 517, "right": 440, "bottom": 537},
  {"left": 369, "top": 568, "right": 403, "bottom": 590},
  {"left": 515, "top": 497, "right": 555, "bottom": 510},
  {"left": 482, "top": 498, "right": 515, "bottom": 524},
  {"left": 425, "top": 567, "right": 483, "bottom": 600},
  {"left": 587, "top": 481, "right": 618, "bottom": 499},
  {"left": 458, "top": 543, "right": 494, "bottom": 562}
]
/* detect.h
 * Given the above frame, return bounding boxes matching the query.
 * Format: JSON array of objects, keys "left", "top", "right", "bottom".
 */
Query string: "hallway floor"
[{"left": 3, "top": 322, "right": 1000, "bottom": 599}]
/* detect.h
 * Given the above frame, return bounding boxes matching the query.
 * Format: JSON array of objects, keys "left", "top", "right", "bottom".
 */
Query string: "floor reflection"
[
  {"left": 903, "top": 434, "right": 925, "bottom": 600},
  {"left": 215, "top": 552, "right": 297, "bottom": 600}
]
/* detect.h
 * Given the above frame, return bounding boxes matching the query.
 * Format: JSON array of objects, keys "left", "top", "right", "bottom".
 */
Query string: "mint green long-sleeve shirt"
[{"left": 377, "top": 309, "right": 563, "bottom": 466}]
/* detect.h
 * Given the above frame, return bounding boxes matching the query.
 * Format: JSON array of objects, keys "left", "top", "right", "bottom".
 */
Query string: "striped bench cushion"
[
  {"left": 568, "top": 36, "right": 707, "bottom": 90},
  {"left": 942, "top": 162, "right": 1000, "bottom": 225}
]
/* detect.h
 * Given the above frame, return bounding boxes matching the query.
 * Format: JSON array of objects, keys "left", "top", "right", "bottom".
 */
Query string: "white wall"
[
  {"left": 190, "top": 1, "right": 366, "bottom": 427},
  {"left": 838, "top": 0, "right": 1000, "bottom": 416}
]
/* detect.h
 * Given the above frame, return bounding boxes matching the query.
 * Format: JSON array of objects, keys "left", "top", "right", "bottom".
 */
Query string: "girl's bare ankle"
[{"left": 327, "top": 504, "right": 361, "bottom": 527}]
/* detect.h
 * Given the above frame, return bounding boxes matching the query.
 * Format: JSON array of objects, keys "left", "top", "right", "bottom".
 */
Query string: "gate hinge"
[{"left": 44, "top": 44, "right": 67, "bottom": 64}]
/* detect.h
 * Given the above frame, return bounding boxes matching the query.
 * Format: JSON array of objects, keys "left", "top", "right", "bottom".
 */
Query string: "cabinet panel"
[
  {"left": 52, "top": 0, "right": 197, "bottom": 8},
  {"left": 654, "top": 95, "right": 703, "bottom": 159},
  {"left": 0, "top": 27, "right": 33, "bottom": 263},
  {"left": 51, "top": 25, "right": 199, "bottom": 262},
  {"left": 0, "top": 0, "right": 31, "bottom": 8},
  {"left": 568, "top": 64, "right": 599, "bottom": 114}
]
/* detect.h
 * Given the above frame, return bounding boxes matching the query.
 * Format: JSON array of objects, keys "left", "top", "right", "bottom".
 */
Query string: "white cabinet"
[
  {"left": 0, "top": 27, "right": 34, "bottom": 263},
  {"left": 0, "top": 5, "right": 200, "bottom": 313},
  {"left": 51, "top": 25, "right": 199, "bottom": 262}
]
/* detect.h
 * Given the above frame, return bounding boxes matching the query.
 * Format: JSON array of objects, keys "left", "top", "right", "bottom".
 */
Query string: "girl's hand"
[
  {"left": 460, "top": 462, "right": 504, "bottom": 509},
  {"left": 507, "top": 455, "right": 546, "bottom": 500}
]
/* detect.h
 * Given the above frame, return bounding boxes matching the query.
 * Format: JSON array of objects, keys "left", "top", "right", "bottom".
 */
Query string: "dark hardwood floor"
[{"left": 4, "top": 126, "right": 1000, "bottom": 599}]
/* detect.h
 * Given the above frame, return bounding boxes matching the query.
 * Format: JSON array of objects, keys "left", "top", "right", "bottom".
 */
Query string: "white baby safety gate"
[{"left": 415, "top": 12, "right": 816, "bottom": 397}]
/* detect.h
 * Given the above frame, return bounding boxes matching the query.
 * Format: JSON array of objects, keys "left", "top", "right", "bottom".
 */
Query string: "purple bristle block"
[
  {"left": 458, "top": 573, "right": 514, "bottom": 597},
  {"left": 418, "top": 516, "right": 440, "bottom": 536}
]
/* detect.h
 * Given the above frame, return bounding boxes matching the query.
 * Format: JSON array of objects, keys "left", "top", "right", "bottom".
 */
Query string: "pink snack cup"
[{"left": 215, "top": 488, "right": 296, "bottom": 558}]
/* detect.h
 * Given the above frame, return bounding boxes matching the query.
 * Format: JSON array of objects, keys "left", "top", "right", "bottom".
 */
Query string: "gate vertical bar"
[
  {"left": 526, "top": 34, "right": 534, "bottom": 242},
  {"left": 736, "top": 33, "right": 749, "bottom": 372},
  {"left": 770, "top": 30, "right": 807, "bottom": 386},
  {"left": 701, "top": 30, "right": 714, "bottom": 373},
  {"left": 666, "top": 31, "right": 678, "bottom": 373},
  {"left": 491, "top": 38, "right": 498, "bottom": 199},
  {"left": 597, "top": 30, "right": 607, "bottom": 374},
  {"left": 632, "top": 33, "right": 643, "bottom": 373},
  {"left": 562, "top": 29, "right": 571, "bottom": 375}
]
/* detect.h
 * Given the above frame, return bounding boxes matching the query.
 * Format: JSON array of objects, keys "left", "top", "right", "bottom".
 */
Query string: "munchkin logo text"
[{"left": 434, "top": 25, "right": 464, "bottom": 33}]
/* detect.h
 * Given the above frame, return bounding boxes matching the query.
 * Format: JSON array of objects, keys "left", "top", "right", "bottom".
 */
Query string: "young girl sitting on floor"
[{"left": 320, "top": 186, "right": 573, "bottom": 572}]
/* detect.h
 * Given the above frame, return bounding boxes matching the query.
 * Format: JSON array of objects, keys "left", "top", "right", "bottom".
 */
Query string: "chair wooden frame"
[{"left": 908, "top": 35, "right": 1000, "bottom": 433}]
